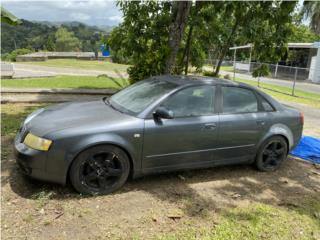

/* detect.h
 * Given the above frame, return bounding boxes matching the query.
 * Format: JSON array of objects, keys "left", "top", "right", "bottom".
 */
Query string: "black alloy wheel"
[
  {"left": 70, "top": 145, "right": 130, "bottom": 195},
  {"left": 256, "top": 136, "right": 288, "bottom": 172}
]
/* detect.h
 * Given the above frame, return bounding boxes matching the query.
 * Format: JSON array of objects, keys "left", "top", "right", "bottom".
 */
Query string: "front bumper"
[{"left": 14, "top": 134, "right": 66, "bottom": 185}]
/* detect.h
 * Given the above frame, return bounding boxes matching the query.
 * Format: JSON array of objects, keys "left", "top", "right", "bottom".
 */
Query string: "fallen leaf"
[
  {"left": 167, "top": 209, "right": 183, "bottom": 220},
  {"left": 178, "top": 175, "right": 185, "bottom": 181},
  {"left": 39, "top": 208, "right": 45, "bottom": 215}
]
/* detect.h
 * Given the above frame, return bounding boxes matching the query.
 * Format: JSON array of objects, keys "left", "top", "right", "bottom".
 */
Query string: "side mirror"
[{"left": 153, "top": 107, "right": 174, "bottom": 119}]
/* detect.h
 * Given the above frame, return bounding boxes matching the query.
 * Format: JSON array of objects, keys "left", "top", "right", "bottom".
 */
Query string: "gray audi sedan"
[{"left": 14, "top": 75, "right": 303, "bottom": 194}]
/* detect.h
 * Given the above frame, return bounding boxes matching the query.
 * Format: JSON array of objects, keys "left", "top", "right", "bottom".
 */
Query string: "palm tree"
[{"left": 301, "top": 1, "right": 320, "bottom": 35}]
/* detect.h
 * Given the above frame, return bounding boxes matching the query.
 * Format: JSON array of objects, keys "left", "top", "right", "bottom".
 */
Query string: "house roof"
[{"left": 230, "top": 42, "right": 320, "bottom": 50}]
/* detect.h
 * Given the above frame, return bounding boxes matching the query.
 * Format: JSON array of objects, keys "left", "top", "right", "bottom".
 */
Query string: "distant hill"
[
  {"left": 97, "top": 25, "right": 115, "bottom": 32},
  {"left": 1, "top": 19, "right": 112, "bottom": 54}
]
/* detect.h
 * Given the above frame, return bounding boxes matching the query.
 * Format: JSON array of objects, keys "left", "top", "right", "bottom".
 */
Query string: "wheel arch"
[
  {"left": 258, "top": 123, "right": 293, "bottom": 152},
  {"left": 64, "top": 139, "right": 137, "bottom": 185}
]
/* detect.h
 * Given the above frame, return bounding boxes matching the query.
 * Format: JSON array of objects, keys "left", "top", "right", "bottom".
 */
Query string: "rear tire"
[
  {"left": 256, "top": 136, "right": 288, "bottom": 172},
  {"left": 70, "top": 145, "right": 130, "bottom": 195}
]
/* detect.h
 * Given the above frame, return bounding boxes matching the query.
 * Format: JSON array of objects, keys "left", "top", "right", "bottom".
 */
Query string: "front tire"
[
  {"left": 256, "top": 136, "right": 288, "bottom": 172},
  {"left": 70, "top": 145, "right": 130, "bottom": 195}
]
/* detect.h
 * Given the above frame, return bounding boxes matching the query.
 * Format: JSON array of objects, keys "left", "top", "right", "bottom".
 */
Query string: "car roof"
[{"left": 151, "top": 74, "right": 252, "bottom": 88}]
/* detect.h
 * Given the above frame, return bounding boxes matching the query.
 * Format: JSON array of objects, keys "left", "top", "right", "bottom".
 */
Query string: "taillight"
[{"left": 299, "top": 112, "right": 304, "bottom": 125}]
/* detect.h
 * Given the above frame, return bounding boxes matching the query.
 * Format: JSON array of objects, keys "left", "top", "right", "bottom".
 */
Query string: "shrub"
[
  {"left": 203, "top": 70, "right": 220, "bottom": 78},
  {"left": 224, "top": 74, "right": 231, "bottom": 80},
  {"left": 4, "top": 48, "right": 33, "bottom": 62}
]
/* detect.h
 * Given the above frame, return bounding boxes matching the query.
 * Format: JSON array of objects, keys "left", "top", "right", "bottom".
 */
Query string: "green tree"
[
  {"left": 289, "top": 23, "right": 320, "bottom": 42},
  {"left": 45, "top": 33, "right": 56, "bottom": 51},
  {"left": 301, "top": 1, "right": 320, "bottom": 34},
  {"left": 164, "top": 1, "right": 192, "bottom": 73},
  {"left": 110, "top": 1, "right": 297, "bottom": 81},
  {"left": 55, "top": 27, "right": 81, "bottom": 51},
  {"left": 114, "top": 1, "right": 173, "bottom": 82}
]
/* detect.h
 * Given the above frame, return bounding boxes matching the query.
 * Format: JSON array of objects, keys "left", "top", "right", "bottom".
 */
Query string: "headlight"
[{"left": 23, "top": 133, "right": 52, "bottom": 151}]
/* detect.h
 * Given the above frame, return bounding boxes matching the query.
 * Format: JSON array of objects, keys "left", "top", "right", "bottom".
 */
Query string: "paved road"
[
  {"left": 220, "top": 70, "right": 320, "bottom": 94},
  {"left": 12, "top": 63, "right": 128, "bottom": 79}
]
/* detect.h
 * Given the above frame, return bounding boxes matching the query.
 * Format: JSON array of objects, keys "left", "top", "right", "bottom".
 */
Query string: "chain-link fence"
[
  {"left": 205, "top": 59, "right": 310, "bottom": 81},
  {"left": 204, "top": 59, "right": 317, "bottom": 98},
  {"left": 249, "top": 62, "right": 309, "bottom": 81}
]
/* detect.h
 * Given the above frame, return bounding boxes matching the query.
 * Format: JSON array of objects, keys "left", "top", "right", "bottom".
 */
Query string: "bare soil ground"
[{"left": 1, "top": 104, "right": 320, "bottom": 239}]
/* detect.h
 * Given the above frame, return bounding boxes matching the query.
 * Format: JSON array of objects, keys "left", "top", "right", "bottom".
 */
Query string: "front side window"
[
  {"left": 110, "top": 80, "right": 177, "bottom": 115},
  {"left": 161, "top": 86, "right": 215, "bottom": 117},
  {"left": 222, "top": 87, "right": 258, "bottom": 114}
]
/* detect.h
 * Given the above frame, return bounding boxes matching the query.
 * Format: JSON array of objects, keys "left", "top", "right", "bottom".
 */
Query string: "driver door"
[{"left": 142, "top": 85, "right": 219, "bottom": 171}]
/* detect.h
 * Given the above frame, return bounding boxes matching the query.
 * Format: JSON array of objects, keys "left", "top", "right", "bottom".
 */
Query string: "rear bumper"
[{"left": 14, "top": 136, "right": 66, "bottom": 185}]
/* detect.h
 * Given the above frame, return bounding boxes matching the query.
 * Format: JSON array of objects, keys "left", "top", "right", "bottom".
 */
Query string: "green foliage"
[
  {"left": 55, "top": 27, "right": 81, "bottom": 51},
  {"left": 107, "top": 25, "right": 130, "bottom": 64},
  {"left": 252, "top": 64, "right": 270, "bottom": 78},
  {"left": 45, "top": 34, "right": 56, "bottom": 51},
  {"left": 1, "top": 20, "right": 108, "bottom": 54},
  {"left": 111, "top": 1, "right": 297, "bottom": 81},
  {"left": 203, "top": 70, "right": 219, "bottom": 77},
  {"left": 289, "top": 23, "right": 320, "bottom": 42},
  {"left": 2, "top": 75, "right": 123, "bottom": 89},
  {"left": 3, "top": 48, "right": 33, "bottom": 62},
  {"left": 301, "top": 1, "right": 320, "bottom": 34},
  {"left": 109, "top": 1, "right": 173, "bottom": 82}
]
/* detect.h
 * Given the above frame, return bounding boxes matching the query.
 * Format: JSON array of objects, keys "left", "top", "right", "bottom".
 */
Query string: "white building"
[{"left": 229, "top": 42, "right": 320, "bottom": 83}]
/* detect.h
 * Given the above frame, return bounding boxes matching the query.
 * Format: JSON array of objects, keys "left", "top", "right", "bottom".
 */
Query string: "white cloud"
[
  {"left": 108, "top": 15, "right": 122, "bottom": 22},
  {"left": 1, "top": 0, "right": 122, "bottom": 26},
  {"left": 70, "top": 13, "right": 91, "bottom": 21}
]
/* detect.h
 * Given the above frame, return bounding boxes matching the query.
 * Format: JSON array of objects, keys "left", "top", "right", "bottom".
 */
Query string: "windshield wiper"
[
  {"left": 102, "top": 97, "right": 123, "bottom": 113},
  {"left": 102, "top": 96, "right": 110, "bottom": 105}
]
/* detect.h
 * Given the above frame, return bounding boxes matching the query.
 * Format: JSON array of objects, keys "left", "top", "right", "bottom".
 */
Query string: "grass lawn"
[
  {"left": 157, "top": 201, "right": 320, "bottom": 240},
  {"left": 2, "top": 74, "right": 319, "bottom": 108},
  {"left": 17, "top": 59, "right": 129, "bottom": 72},
  {"left": 235, "top": 78, "right": 320, "bottom": 108},
  {"left": 220, "top": 65, "right": 234, "bottom": 72},
  {"left": 1, "top": 75, "right": 127, "bottom": 89}
]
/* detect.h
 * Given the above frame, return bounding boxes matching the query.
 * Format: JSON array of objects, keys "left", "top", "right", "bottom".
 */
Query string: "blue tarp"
[{"left": 290, "top": 136, "right": 320, "bottom": 164}]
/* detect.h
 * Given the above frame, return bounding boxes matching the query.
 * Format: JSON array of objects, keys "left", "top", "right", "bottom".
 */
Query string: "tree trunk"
[
  {"left": 164, "top": 1, "right": 192, "bottom": 74},
  {"left": 214, "top": 21, "right": 239, "bottom": 76},
  {"left": 184, "top": 25, "right": 193, "bottom": 75}
]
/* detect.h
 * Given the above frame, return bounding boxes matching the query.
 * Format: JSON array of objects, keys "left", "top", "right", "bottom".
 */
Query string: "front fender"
[
  {"left": 66, "top": 132, "right": 141, "bottom": 172},
  {"left": 46, "top": 132, "right": 143, "bottom": 184}
]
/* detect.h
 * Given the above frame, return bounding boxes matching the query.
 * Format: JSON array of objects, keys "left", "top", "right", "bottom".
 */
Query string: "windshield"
[{"left": 109, "top": 79, "right": 177, "bottom": 116}]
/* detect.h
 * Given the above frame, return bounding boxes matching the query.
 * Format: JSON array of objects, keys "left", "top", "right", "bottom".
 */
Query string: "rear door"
[
  {"left": 142, "top": 85, "right": 219, "bottom": 171},
  {"left": 216, "top": 86, "right": 270, "bottom": 164}
]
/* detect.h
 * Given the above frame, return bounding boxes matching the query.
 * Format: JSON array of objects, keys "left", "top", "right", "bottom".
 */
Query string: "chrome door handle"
[{"left": 203, "top": 123, "right": 217, "bottom": 130}]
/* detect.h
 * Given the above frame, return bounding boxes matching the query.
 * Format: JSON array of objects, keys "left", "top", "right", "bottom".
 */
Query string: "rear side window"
[
  {"left": 260, "top": 96, "right": 274, "bottom": 112},
  {"left": 222, "top": 87, "right": 258, "bottom": 113}
]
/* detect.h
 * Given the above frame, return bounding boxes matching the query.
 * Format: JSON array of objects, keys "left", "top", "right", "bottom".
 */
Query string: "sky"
[{"left": 1, "top": 0, "right": 123, "bottom": 26}]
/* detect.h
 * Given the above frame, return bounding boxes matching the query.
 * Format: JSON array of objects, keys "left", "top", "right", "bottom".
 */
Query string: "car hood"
[{"left": 26, "top": 100, "right": 134, "bottom": 137}]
